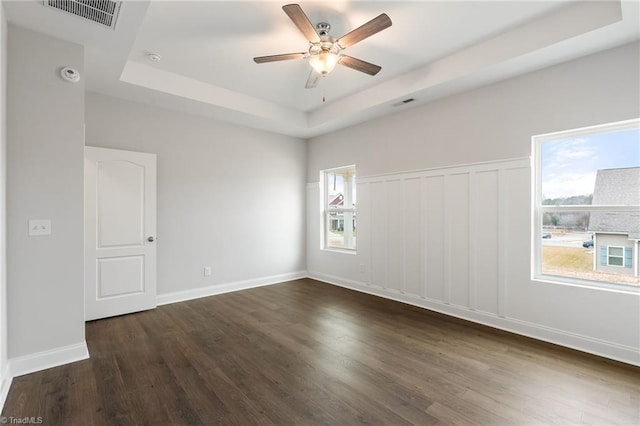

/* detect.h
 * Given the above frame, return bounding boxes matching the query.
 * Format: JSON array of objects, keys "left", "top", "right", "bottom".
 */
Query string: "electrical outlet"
[
  {"left": 204, "top": 266, "right": 212, "bottom": 277},
  {"left": 29, "top": 219, "right": 51, "bottom": 236}
]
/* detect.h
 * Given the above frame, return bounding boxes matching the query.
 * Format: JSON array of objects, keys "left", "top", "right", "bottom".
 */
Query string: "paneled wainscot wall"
[
  {"left": 363, "top": 157, "right": 530, "bottom": 316},
  {"left": 306, "top": 157, "right": 639, "bottom": 364},
  {"left": 309, "top": 157, "right": 529, "bottom": 317}
]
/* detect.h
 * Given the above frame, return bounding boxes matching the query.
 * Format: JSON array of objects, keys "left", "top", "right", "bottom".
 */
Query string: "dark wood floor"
[{"left": 3, "top": 279, "right": 639, "bottom": 425}]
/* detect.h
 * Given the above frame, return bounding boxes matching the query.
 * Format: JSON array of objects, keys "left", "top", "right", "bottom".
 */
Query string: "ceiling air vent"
[
  {"left": 42, "top": 0, "right": 122, "bottom": 30},
  {"left": 392, "top": 98, "right": 416, "bottom": 107}
]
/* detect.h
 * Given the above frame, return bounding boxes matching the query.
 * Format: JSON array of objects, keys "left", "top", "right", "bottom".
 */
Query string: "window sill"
[
  {"left": 321, "top": 247, "right": 357, "bottom": 255},
  {"left": 533, "top": 273, "right": 640, "bottom": 295}
]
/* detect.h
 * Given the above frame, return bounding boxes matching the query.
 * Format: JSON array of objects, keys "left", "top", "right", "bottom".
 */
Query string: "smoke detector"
[
  {"left": 147, "top": 53, "right": 162, "bottom": 63},
  {"left": 60, "top": 67, "right": 80, "bottom": 83}
]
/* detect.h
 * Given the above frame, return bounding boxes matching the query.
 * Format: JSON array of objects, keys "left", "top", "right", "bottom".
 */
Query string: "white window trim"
[
  {"left": 606, "top": 246, "right": 626, "bottom": 267},
  {"left": 321, "top": 165, "right": 357, "bottom": 253},
  {"left": 531, "top": 118, "right": 640, "bottom": 292}
]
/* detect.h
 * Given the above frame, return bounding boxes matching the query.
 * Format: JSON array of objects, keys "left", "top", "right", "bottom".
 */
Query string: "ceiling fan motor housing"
[
  {"left": 309, "top": 41, "right": 340, "bottom": 55},
  {"left": 316, "top": 22, "right": 331, "bottom": 36},
  {"left": 309, "top": 22, "right": 340, "bottom": 56}
]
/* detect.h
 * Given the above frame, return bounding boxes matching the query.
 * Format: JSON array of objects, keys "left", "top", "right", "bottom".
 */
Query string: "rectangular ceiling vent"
[
  {"left": 42, "top": 0, "right": 122, "bottom": 30},
  {"left": 392, "top": 98, "right": 416, "bottom": 107}
]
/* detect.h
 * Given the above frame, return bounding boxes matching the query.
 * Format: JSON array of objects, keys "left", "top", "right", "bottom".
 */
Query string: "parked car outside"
[
  {"left": 542, "top": 233, "right": 552, "bottom": 239},
  {"left": 582, "top": 240, "right": 594, "bottom": 248}
]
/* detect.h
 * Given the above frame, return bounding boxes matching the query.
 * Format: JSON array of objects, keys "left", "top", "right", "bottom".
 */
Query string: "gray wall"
[
  {"left": 308, "top": 42, "right": 640, "bottom": 179},
  {"left": 85, "top": 93, "right": 307, "bottom": 297},
  {"left": 307, "top": 42, "right": 640, "bottom": 365},
  {"left": 7, "top": 26, "right": 85, "bottom": 358},
  {"left": 0, "top": 3, "right": 7, "bottom": 380}
]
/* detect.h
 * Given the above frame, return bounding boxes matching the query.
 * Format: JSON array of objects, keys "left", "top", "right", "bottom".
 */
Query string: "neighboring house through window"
[
  {"left": 589, "top": 167, "right": 638, "bottom": 274},
  {"left": 322, "top": 166, "right": 356, "bottom": 251},
  {"left": 533, "top": 119, "right": 640, "bottom": 288}
]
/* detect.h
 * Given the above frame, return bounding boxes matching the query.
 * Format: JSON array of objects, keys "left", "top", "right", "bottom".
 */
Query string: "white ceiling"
[{"left": 4, "top": 1, "right": 640, "bottom": 138}]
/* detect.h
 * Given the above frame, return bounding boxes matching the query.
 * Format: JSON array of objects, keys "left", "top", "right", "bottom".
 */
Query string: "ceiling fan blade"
[
  {"left": 253, "top": 53, "right": 306, "bottom": 63},
  {"left": 338, "top": 55, "right": 382, "bottom": 76},
  {"left": 336, "top": 13, "right": 392, "bottom": 48},
  {"left": 282, "top": 4, "right": 321, "bottom": 43},
  {"left": 305, "top": 69, "right": 321, "bottom": 89}
]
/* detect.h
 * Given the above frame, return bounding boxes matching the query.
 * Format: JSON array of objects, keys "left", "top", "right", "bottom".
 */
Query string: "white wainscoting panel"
[
  {"left": 370, "top": 181, "right": 387, "bottom": 289},
  {"left": 424, "top": 176, "right": 445, "bottom": 301},
  {"left": 386, "top": 179, "right": 404, "bottom": 293},
  {"left": 446, "top": 173, "right": 470, "bottom": 308},
  {"left": 356, "top": 158, "right": 530, "bottom": 318},
  {"left": 404, "top": 178, "right": 422, "bottom": 298},
  {"left": 474, "top": 170, "right": 499, "bottom": 315}
]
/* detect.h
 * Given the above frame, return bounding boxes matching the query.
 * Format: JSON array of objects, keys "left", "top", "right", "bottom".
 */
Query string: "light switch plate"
[{"left": 28, "top": 219, "right": 51, "bottom": 236}]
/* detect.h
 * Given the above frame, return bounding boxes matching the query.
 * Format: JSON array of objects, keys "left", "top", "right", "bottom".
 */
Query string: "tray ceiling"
[{"left": 5, "top": 1, "right": 639, "bottom": 138}]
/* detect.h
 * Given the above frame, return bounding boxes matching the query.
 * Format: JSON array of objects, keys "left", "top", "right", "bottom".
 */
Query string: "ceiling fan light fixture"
[
  {"left": 309, "top": 52, "right": 339, "bottom": 75},
  {"left": 253, "top": 4, "right": 392, "bottom": 87}
]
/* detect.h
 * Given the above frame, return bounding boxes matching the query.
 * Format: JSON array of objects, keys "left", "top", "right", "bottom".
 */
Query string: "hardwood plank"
[
  {"left": 66, "top": 360, "right": 106, "bottom": 426},
  {"left": 3, "top": 278, "right": 639, "bottom": 425}
]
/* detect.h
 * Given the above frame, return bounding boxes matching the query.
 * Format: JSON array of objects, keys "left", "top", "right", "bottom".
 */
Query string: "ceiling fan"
[{"left": 253, "top": 4, "right": 392, "bottom": 89}]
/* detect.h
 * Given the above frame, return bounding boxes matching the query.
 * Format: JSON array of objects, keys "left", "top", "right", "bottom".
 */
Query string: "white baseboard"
[
  {"left": 157, "top": 270, "right": 308, "bottom": 306},
  {"left": 308, "top": 271, "right": 640, "bottom": 367},
  {"left": 9, "top": 342, "right": 90, "bottom": 378},
  {"left": 0, "top": 365, "right": 12, "bottom": 414}
]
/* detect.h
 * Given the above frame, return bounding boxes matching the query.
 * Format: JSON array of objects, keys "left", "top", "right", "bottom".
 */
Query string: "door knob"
[{"left": 147, "top": 236, "right": 155, "bottom": 242}]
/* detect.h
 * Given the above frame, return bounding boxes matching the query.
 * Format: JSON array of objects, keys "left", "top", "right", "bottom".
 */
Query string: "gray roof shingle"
[{"left": 588, "top": 167, "right": 640, "bottom": 239}]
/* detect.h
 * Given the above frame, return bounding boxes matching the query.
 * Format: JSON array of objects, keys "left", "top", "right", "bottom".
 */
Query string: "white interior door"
[{"left": 84, "top": 146, "right": 157, "bottom": 321}]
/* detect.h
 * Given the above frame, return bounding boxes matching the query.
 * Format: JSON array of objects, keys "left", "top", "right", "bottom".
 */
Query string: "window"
[
  {"left": 322, "top": 166, "right": 356, "bottom": 251},
  {"left": 607, "top": 246, "right": 624, "bottom": 267},
  {"left": 533, "top": 119, "right": 640, "bottom": 288}
]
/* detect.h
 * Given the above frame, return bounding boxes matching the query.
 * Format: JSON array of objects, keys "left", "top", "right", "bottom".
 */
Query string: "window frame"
[
  {"left": 321, "top": 165, "right": 357, "bottom": 253},
  {"left": 531, "top": 118, "right": 640, "bottom": 292},
  {"left": 607, "top": 246, "right": 625, "bottom": 267}
]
